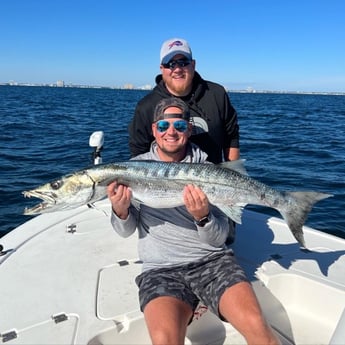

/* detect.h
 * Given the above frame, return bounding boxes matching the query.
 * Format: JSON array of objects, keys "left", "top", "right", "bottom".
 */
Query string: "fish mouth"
[{"left": 22, "top": 190, "right": 56, "bottom": 215}]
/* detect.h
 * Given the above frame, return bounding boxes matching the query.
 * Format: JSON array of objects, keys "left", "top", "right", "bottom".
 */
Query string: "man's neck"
[{"left": 157, "top": 149, "right": 187, "bottom": 162}]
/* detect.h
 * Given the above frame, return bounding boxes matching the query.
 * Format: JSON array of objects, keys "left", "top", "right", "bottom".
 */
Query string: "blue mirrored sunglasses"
[
  {"left": 156, "top": 120, "right": 189, "bottom": 133},
  {"left": 162, "top": 59, "right": 191, "bottom": 69}
]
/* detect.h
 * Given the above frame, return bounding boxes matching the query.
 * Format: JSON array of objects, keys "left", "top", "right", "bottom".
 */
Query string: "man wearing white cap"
[{"left": 128, "top": 37, "right": 240, "bottom": 164}]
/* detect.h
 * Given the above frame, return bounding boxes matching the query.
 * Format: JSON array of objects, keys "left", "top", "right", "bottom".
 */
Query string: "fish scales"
[{"left": 23, "top": 160, "right": 332, "bottom": 247}]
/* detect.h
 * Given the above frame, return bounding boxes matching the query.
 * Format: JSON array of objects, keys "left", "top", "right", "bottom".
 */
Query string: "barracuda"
[{"left": 23, "top": 160, "right": 332, "bottom": 247}]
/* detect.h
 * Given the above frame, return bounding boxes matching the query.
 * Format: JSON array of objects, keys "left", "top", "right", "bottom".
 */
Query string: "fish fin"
[
  {"left": 279, "top": 191, "right": 333, "bottom": 248},
  {"left": 217, "top": 205, "right": 244, "bottom": 224},
  {"left": 218, "top": 159, "right": 248, "bottom": 175}
]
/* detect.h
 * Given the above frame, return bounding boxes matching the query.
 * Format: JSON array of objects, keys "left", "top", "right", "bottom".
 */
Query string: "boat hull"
[{"left": 1, "top": 199, "right": 345, "bottom": 344}]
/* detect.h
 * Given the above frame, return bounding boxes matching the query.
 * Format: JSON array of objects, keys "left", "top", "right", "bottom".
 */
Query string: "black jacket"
[{"left": 128, "top": 72, "right": 239, "bottom": 164}]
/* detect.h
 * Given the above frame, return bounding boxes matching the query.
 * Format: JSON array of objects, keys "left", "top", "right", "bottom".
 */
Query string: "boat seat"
[{"left": 256, "top": 259, "right": 345, "bottom": 344}]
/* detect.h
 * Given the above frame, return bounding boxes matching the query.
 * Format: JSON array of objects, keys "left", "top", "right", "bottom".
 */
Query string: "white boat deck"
[{"left": 1, "top": 199, "right": 345, "bottom": 344}]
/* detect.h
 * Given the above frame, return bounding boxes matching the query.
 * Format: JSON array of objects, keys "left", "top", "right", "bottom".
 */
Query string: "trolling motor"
[{"left": 89, "top": 131, "right": 104, "bottom": 165}]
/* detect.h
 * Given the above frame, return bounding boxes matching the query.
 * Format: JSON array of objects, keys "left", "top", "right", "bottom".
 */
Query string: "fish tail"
[{"left": 280, "top": 191, "right": 332, "bottom": 248}]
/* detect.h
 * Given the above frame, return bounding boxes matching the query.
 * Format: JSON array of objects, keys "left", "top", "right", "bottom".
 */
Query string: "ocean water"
[{"left": 1, "top": 86, "right": 344, "bottom": 239}]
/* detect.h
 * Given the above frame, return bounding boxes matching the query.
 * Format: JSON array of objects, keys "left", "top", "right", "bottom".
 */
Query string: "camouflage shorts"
[{"left": 135, "top": 250, "right": 248, "bottom": 318}]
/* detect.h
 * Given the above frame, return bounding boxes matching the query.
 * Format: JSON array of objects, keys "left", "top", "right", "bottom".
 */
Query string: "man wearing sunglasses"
[
  {"left": 128, "top": 37, "right": 240, "bottom": 165},
  {"left": 108, "top": 98, "right": 280, "bottom": 345}
]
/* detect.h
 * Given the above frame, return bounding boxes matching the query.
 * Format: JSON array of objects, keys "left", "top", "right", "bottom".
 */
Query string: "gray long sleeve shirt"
[{"left": 110, "top": 142, "right": 231, "bottom": 272}]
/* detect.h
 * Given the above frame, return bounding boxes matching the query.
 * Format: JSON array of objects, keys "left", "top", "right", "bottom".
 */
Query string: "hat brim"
[{"left": 161, "top": 51, "right": 192, "bottom": 65}]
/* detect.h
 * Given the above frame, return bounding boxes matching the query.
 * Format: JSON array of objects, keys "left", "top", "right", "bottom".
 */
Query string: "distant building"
[
  {"left": 246, "top": 87, "right": 256, "bottom": 93},
  {"left": 56, "top": 80, "right": 65, "bottom": 87},
  {"left": 123, "top": 83, "right": 134, "bottom": 90},
  {"left": 139, "top": 84, "right": 153, "bottom": 90}
]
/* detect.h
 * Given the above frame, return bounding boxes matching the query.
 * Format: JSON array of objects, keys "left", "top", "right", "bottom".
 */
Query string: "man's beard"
[
  {"left": 164, "top": 76, "right": 193, "bottom": 97},
  {"left": 158, "top": 143, "right": 186, "bottom": 156}
]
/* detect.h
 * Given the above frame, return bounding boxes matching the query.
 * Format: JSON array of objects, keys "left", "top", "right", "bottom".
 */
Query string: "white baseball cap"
[{"left": 160, "top": 38, "right": 193, "bottom": 64}]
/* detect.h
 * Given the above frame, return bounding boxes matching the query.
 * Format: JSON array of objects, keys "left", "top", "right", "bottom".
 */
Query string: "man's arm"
[
  {"left": 222, "top": 89, "right": 240, "bottom": 161},
  {"left": 107, "top": 181, "right": 137, "bottom": 238},
  {"left": 183, "top": 184, "right": 229, "bottom": 247},
  {"left": 224, "top": 147, "right": 240, "bottom": 161}
]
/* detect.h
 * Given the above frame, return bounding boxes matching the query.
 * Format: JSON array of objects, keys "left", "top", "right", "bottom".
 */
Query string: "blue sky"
[{"left": 1, "top": 0, "right": 344, "bottom": 92}]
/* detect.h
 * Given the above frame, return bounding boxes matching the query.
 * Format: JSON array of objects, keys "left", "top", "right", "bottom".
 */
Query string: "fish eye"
[{"left": 50, "top": 180, "right": 63, "bottom": 190}]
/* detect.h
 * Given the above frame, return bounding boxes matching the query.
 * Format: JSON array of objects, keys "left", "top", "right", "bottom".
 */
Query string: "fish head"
[{"left": 23, "top": 171, "right": 96, "bottom": 215}]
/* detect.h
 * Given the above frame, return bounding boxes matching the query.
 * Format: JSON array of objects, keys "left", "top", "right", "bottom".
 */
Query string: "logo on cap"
[{"left": 168, "top": 40, "right": 183, "bottom": 50}]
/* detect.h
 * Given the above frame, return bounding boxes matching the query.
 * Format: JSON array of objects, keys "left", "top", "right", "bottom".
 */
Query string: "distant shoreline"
[{"left": 1, "top": 83, "right": 344, "bottom": 96}]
